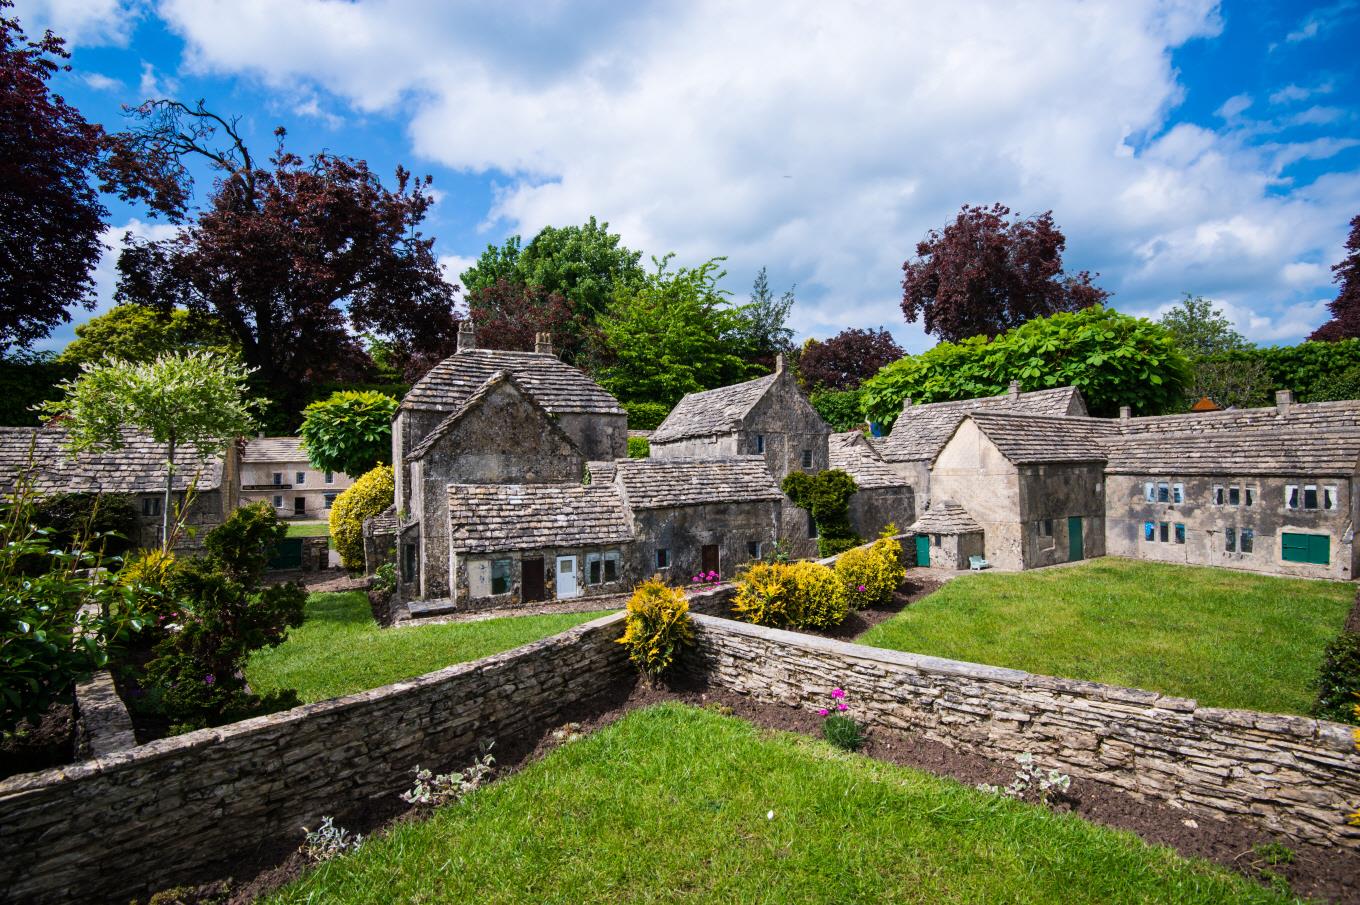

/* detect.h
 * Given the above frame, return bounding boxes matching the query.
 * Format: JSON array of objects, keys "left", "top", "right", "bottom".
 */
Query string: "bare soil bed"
[{"left": 0, "top": 700, "right": 73, "bottom": 781}]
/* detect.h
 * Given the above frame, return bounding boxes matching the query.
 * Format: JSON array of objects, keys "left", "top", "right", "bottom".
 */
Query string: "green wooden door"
[
  {"left": 914, "top": 535, "right": 930, "bottom": 567},
  {"left": 1281, "top": 532, "right": 1330, "bottom": 565},
  {"left": 1067, "top": 516, "right": 1084, "bottom": 562}
]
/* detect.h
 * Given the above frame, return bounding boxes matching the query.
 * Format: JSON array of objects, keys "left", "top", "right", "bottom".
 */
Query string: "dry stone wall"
[
  {"left": 0, "top": 612, "right": 631, "bottom": 905},
  {"left": 680, "top": 614, "right": 1360, "bottom": 847}
]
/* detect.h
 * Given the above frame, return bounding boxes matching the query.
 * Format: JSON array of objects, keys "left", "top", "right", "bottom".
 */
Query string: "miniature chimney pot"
[
  {"left": 456, "top": 321, "right": 476, "bottom": 352},
  {"left": 1119, "top": 405, "right": 1131, "bottom": 422},
  {"left": 1008, "top": 380, "right": 1020, "bottom": 400},
  {"left": 535, "top": 332, "right": 554, "bottom": 356},
  {"left": 1275, "top": 389, "right": 1293, "bottom": 414}
]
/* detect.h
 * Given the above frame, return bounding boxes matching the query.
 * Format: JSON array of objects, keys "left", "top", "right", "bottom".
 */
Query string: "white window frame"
[
  {"left": 1143, "top": 482, "right": 1156, "bottom": 502},
  {"left": 586, "top": 552, "right": 603, "bottom": 585},
  {"left": 1303, "top": 484, "right": 1319, "bottom": 510},
  {"left": 1240, "top": 528, "right": 1255, "bottom": 553},
  {"left": 1285, "top": 484, "right": 1299, "bottom": 510},
  {"left": 603, "top": 550, "right": 621, "bottom": 583},
  {"left": 272, "top": 472, "right": 284, "bottom": 486},
  {"left": 1172, "top": 483, "right": 1184, "bottom": 504},
  {"left": 324, "top": 470, "right": 335, "bottom": 484},
  {"left": 1213, "top": 485, "right": 1225, "bottom": 506},
  {"left": 323, "top": 493, "right": 337, "bottom": 509},
  {"left": 1228, "top": 485, "right": 1241, "bottom": 507},
  {"left": 296, "top": 471, "right": 306, "bottom": 486},
  {"left": 1323, "top": 485, "right": 1339, "bottom": 511},
  {"left": 272, "top": 494, "right": 284, "bottom": 508}
]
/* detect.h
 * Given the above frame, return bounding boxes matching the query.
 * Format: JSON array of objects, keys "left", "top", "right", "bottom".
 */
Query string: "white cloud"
[
  {"left": 17, "top": 0, "right": 143, "bottom": 46},
  {"left": 1214, "top": 93, "right": 1252, "bottom": 119},
  {"left": 437, "top": 254, "right": 478, "bottom": 298},
  {"left": 156, "top": 0, "right": 1356, "bottom": 348},
  {"left": 1285, "top": 1, "right": 1355, "bottom": 44},
  {"left": 80, "top": 72, "right": 124, "bottom": 91},
  {"left": 1268, "top": 81, "right": 1333, "bottom": 105},
  {"left": 137, "top": 60, "right": 178, "bottom": 99}
]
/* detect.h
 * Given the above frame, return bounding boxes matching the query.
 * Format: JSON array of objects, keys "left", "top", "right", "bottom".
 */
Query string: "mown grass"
[
  {"left": 284, "top": 521, "right": 331, "bottom": 538},
  {"left": 264, "top": 704, "right": 1290, "bottom": 905},
  {"left": 859, "top": 558, "right": 1351, "bottom": 715},
  {"left": 246, "top": 592, "right": 612, "bottom": 702}
]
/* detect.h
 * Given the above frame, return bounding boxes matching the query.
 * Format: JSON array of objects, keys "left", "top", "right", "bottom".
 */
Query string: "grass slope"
[
  {"left": 284, "top": 521, "right": 331, "bottom": 538},
  {"left": 859, "top": 558, "right": 1351, "bottom": 715},
  {"left": 246, "top": 592, "right": 611, "bottom": 703},
  {"left": 265, "top": 704, "right": 1289, "bottom": 905}
]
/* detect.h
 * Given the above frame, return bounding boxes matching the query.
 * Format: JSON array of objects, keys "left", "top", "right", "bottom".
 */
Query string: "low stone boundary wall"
[
  {"left": 74, "top": 669, "right": 136, "bottom": 759},
  {"left": 0, "top": 612, "right": 631, "bottom": 905},
  {"left": 680, "top": 614, "right": 1360, "bottom": 847}
]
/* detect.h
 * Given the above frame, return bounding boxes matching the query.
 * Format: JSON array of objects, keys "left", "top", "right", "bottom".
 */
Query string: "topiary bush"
[
  {"left": 782, "top": 469, "right": 861, "bottom": 557},
  {"left": 835, "top": 527, "right": 907, "bottom": 609},
  {"left": 616, "top": 577, "right": 695, "bottom": 677},
  {"left": 1312, "top": 632, "right": 1360, "bottom": 724},
  {"left": 299, "top": 390, "right": 399, "bottom": 477},
  {"left": 330, "top": 465, "right": 395, "bottom": 571},
  {"left": 732, "top": 560, "right": 849, "bottom": 630}
]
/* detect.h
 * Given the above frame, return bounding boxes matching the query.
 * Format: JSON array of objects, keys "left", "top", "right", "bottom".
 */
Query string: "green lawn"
[
  {"left": 859, "top": 558, "right": 1352, "bottom": 715},
  {"left": 246, "top": 592, "right": 612, "bottom": 702},
  {"left": 265, "top": 704, "right": 1289, "bottom": 905},
  {"left": 284, "top": 521, "right": 331, "bottom": 538}
]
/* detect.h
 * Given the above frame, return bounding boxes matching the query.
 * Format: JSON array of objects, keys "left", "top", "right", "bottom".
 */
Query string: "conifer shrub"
[
  {"left": 1312, "top": 632, "right": 1360, "bottom": 724},
  {"left": 835, "top": 526, "right": 907, "bottom": 609},
  {"left": 616, "top": 578, "right": 695, "bottom": 677},
  {"left": 329, "top": 465, "right": 395, "bottom": 571}
]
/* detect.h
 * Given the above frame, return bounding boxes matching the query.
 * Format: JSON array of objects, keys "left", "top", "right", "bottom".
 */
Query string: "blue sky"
[{"left": 17, "top": 0, "right": 1360, "bottom": 353}]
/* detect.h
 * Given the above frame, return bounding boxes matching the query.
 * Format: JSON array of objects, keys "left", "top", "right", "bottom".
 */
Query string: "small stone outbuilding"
[
  {"left": 906, "top": 501, "right": 984, "bottom": 570},
  {"left": 828, "top": 430, "right": 916, "bottom": 538}
]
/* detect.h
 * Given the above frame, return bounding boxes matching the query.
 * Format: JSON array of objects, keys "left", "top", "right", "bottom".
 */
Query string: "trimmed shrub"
[
  {"left": 299, "top": 390, "right": 399, "bottom": 476},
  {"left": 1312, "top": 632, "right": 1360, "bottom": 724},
  {"left": 330, "top": 465, "right": 395, "bottom": 571},
  {"left": 732, "top": 560, "right": 848, "bottom": 630},
  {"left": 622, "top": 400, "right": 670, "bottom": 431},
  {"left": 836, "top": 528, "right": 907, "bottom": 609},
  {"left": 204, "top": 501, "right": 286, "bottom": 585},
  {"left": 616, "top": 577, "right": 695, "bottom": 677},
  {"left": 627, "top": 436, "right": 651, "bottom": 458},
  {"left": 782, "top": 469, "right": 861, "bottom": 557}
]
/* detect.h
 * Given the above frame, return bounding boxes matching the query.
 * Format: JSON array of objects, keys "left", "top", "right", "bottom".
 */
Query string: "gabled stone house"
[
  {"left": 828, "top": 430, "right": 916, "bottom": 539},
  {"left": 0, "top": 426, "right": 237, "bottom": 551},
  {"left": 239, "top": 436, "right": 352, "bottom": 520}
]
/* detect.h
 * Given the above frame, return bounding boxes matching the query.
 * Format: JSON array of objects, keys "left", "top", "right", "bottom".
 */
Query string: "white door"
[{"left": 556, "top": 555, "right": 579, "bottom": 599}]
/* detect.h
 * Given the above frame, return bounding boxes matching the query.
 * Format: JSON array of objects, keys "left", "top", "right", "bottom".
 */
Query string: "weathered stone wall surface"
[
  {"left": 680, "top": 614, "right": 1360, "bottom": 847},
  {"left": 0, "top": 613, "right": 631, "bottom": 905},
  {"left": 1018, "top": 463, "right": 1107, "bottom": 567},
  {"left": 631, "top": 500, "right": 782, "bottom": 583},
  {"left": 848, "top": 485, "right": 916, "bottom": 541}
]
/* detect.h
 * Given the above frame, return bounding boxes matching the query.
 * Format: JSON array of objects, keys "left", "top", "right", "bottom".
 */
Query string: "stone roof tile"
[
  {"left": 828, "top": 431, "right": 909, "bottom": 488},
  {"left": 0, "top": 427, "right": 225, "bottom": 494},
  {"left": 447, "top": 483, "right": 632, "bottom": 553},
  {"left": 650, "top": 373, "right": 777, "bottom": 443},
  {"left": 878, "top": 386, "right": 1086, "bottom": 463},
  {"left": 966, "top": 412, "right": 1118, "bottom": 464},
  {"left": 402, "top": 349, "right": 624, "bottom": 416},
  {"left": 241, "top": 436, "right": 306, "bottom": 463},
  {"left": 616, "top": 456, "right": 783, "bottom": 509},
  {"left": 908, "top": 501, "right": 983, "bottom": 534}
]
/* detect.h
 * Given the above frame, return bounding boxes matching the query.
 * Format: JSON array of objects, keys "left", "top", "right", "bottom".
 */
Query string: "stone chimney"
[
  {"left": 1275, "top": 389, "right": 1294, "bottom": 415},
  {"left": 534, "top": 332, "right": 554, "bottom": 356},
  {"left": 456, "top": 320, "right": 476, "bottom": 352},
  {"left": 775, "top": 353, "right": 786, "bottom": 374},
  {"left": 1007, "top": 379, "right": 1020, "bottom": 401},
  {"left": 1119, "top": 405, "right": 1131, "bottom": 422}
]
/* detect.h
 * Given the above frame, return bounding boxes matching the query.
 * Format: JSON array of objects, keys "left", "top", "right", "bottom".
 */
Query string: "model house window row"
[
  {"left": 1143, "top": 521, "right": 1185, "bottom": 544},
  {"left": 1212, "top": 484, "right": 1255, "bottom": 507},
  {"left": 1224, "top": 527, "right": 1255, "bottom": 553},
  {"left": 1284, "top": 484, "right": 1338, "bottom": 511},
  {"left": 1142, "top": 482, "right": 1184, "bottom": 504},
  {"left": 586, "top": 550, "right": 622, "bottom": 585}
]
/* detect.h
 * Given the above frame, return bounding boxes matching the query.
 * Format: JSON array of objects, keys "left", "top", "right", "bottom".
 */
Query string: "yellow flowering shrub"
[
  {"left": 329, "top": 465, "right": 394, "bottom": 571},
  {"left": 835, "top": 526, "right": 907, "bottom": 609},
  {"left": 733, "top": 560, "right": 848, "bottom": 630},
  {"left": 616, "top": 578, "right": 695, "bottom": 677}
]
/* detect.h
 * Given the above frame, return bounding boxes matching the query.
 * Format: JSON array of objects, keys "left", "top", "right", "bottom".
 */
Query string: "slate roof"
[
  {"left": 908, "top": 501, "right": 983, "bottom": 535},
  {"left": 0, "top": 427, "right": 225, "bottom": 494},
  {"left": 407, "top": 371, "right": 567, "bottom": 461},
  {"left": 402, "top": 349, "right": 624, "bottom": 416},
  {"left": 650, "top": 373, "right": 777, "bottom": 443},
  {"left": 242, "top": 436, "right": 306, "bottom": 463},
  {"left": 446, "top": 483, "right": 632, "bottom": 553},
  {"left": 1107, "top": 425, "right": 1360, "bottom": 476},
  {"left": 828, "top": 431, "right": 908, "bottom": 488},
  {"left": 616, "top": 457, "right": 783, "bottom": 509},
  {"left": 586, "top": 460, "right": 618, "bottom": 484},
  {"left": 878, "top": 386, "right": 1086, "bottom": 463},
  {"left": 365, "top": 505, "right": 398, "bottom": 537},
  {"left": 965, "top": 412, "right": 1118, "bottom": 465}
]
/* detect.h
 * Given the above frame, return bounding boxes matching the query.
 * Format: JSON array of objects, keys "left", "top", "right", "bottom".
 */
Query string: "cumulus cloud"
[
  {"left": 1215, "top": 94, "right": 1252, "bottom": 119},
  {"left": 155, "top": 0, "right": 1356, "bottom": 348},
  {"left": 17, "top": 0, "right": 144, "bottom": 46}
]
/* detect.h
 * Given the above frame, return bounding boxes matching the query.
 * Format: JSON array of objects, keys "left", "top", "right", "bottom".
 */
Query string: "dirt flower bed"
[{"left": 0, "top": 700, "right": 74, "bottom": 781}]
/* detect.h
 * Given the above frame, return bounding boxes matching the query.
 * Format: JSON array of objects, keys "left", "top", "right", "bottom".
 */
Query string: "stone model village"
[{"left": 366, "top": 321, "right": 1360, "bottom": 616}]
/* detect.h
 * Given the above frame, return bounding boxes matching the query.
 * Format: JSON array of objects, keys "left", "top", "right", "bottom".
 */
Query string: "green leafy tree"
[
  {"left": 1198, "top": 339, "right": 1360, "bottom": 404},
  {"left": 595, "top": 255, "right": 757, "bottom": 408},
  {"left": 1157, "top": 294, "right": 1250, "bottom": 358},
  {"left": 298, "top": 390, "right": 399, "bottom": 477},
  {"left": 862, "top": 305, "right": 1190, "bottom": 426},
  {"left": 58, "top": 304, "right": 237, "bottom": 369},
  {"left": 0, "top": 351, "right": 74, "bottom": 426},
  {"left": 1157, "top": 294, "right": 1262, "bottom": 408},
  {"left": 808, "top": 387, "right": 866, "bottom": 431},
  {"left": 40, "top": 352, "right": 261, "bottom": 549},
  {"left": 782, "top": 469, "right": 861, "bottom": 557},
  {"left": 461, "top": 217, "right": 645, "bottom": 319}
]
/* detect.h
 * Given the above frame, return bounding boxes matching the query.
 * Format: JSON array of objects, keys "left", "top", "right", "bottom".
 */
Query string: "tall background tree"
[
  {"left": 110, "top": 100, "right": 459, "bottom": 429},
  {"left": 739, "top": 267, "right": 796, "bottom": 368},
  {"left": 464, "top": 279, "right": 593, "bottom": 364},
  {"left": 798, "top": 327, "right": 905, "bottom": 431},
  {"left": 0, "top": 4, "right": 106, "bottom": 352},
  {"left": 901, "top": 203, "right": 1108, "bottom": 342},
  {"left": 1310, "top": 213, "right": 1360, "bottom": 341},
  {"left": 1156, "top": 294, "right": 1266, "bottom": 409},
  {"left": 57, "top": 303, "right": 237, "bottom": 369}
]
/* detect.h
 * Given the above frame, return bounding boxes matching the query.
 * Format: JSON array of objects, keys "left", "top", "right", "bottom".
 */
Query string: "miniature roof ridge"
[
  {"left": 828, "top": 430, "right": 909, "bottom": 488},
  {"left": 241, "top": 435, "right": 306, "bottom": 463},
  {"left": 650, "top": 372, "right": 780, "bottom": 443},
  {"left": 877, "top": 385, "right": 1086, "bottom": 464},
  {"left": 908, "top": 500, "right": 982, "bottom": 535},
  {"left": 401, "top": 348, "right": 625, "bottom": 416},
  {"left": 0, "top": 426, "right": 225, "bottom": 494},
  {"left": 408, "top": 370, "right": 564, "bottom": 461}
]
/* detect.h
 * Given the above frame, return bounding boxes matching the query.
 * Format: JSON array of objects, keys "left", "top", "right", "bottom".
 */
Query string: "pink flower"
[
  {"left": 204, "top": 674, "right": 215, "bottom": 686},
  {"left": 830, "top": 688, "right": 845, "bottom": 699},
  {"left": 857, "top": 584, "right": 867, "bottom": 593},
  {"left": 818, "top": 708, "right": 829, "bottom": 716},
  {"left": 837, "top": 703, "right": 848, "bottom": 711}
]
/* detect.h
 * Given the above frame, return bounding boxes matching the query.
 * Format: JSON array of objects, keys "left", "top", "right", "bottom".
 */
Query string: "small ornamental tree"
[
  {"left": 299, "top": 390, "right": 399, "bottom": 477},
  {"left": 329, "top": 465, "right": 394, "bottom": 571},
  {"left": 40, "top": 352, "right": 261, "bottom": 549}
]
